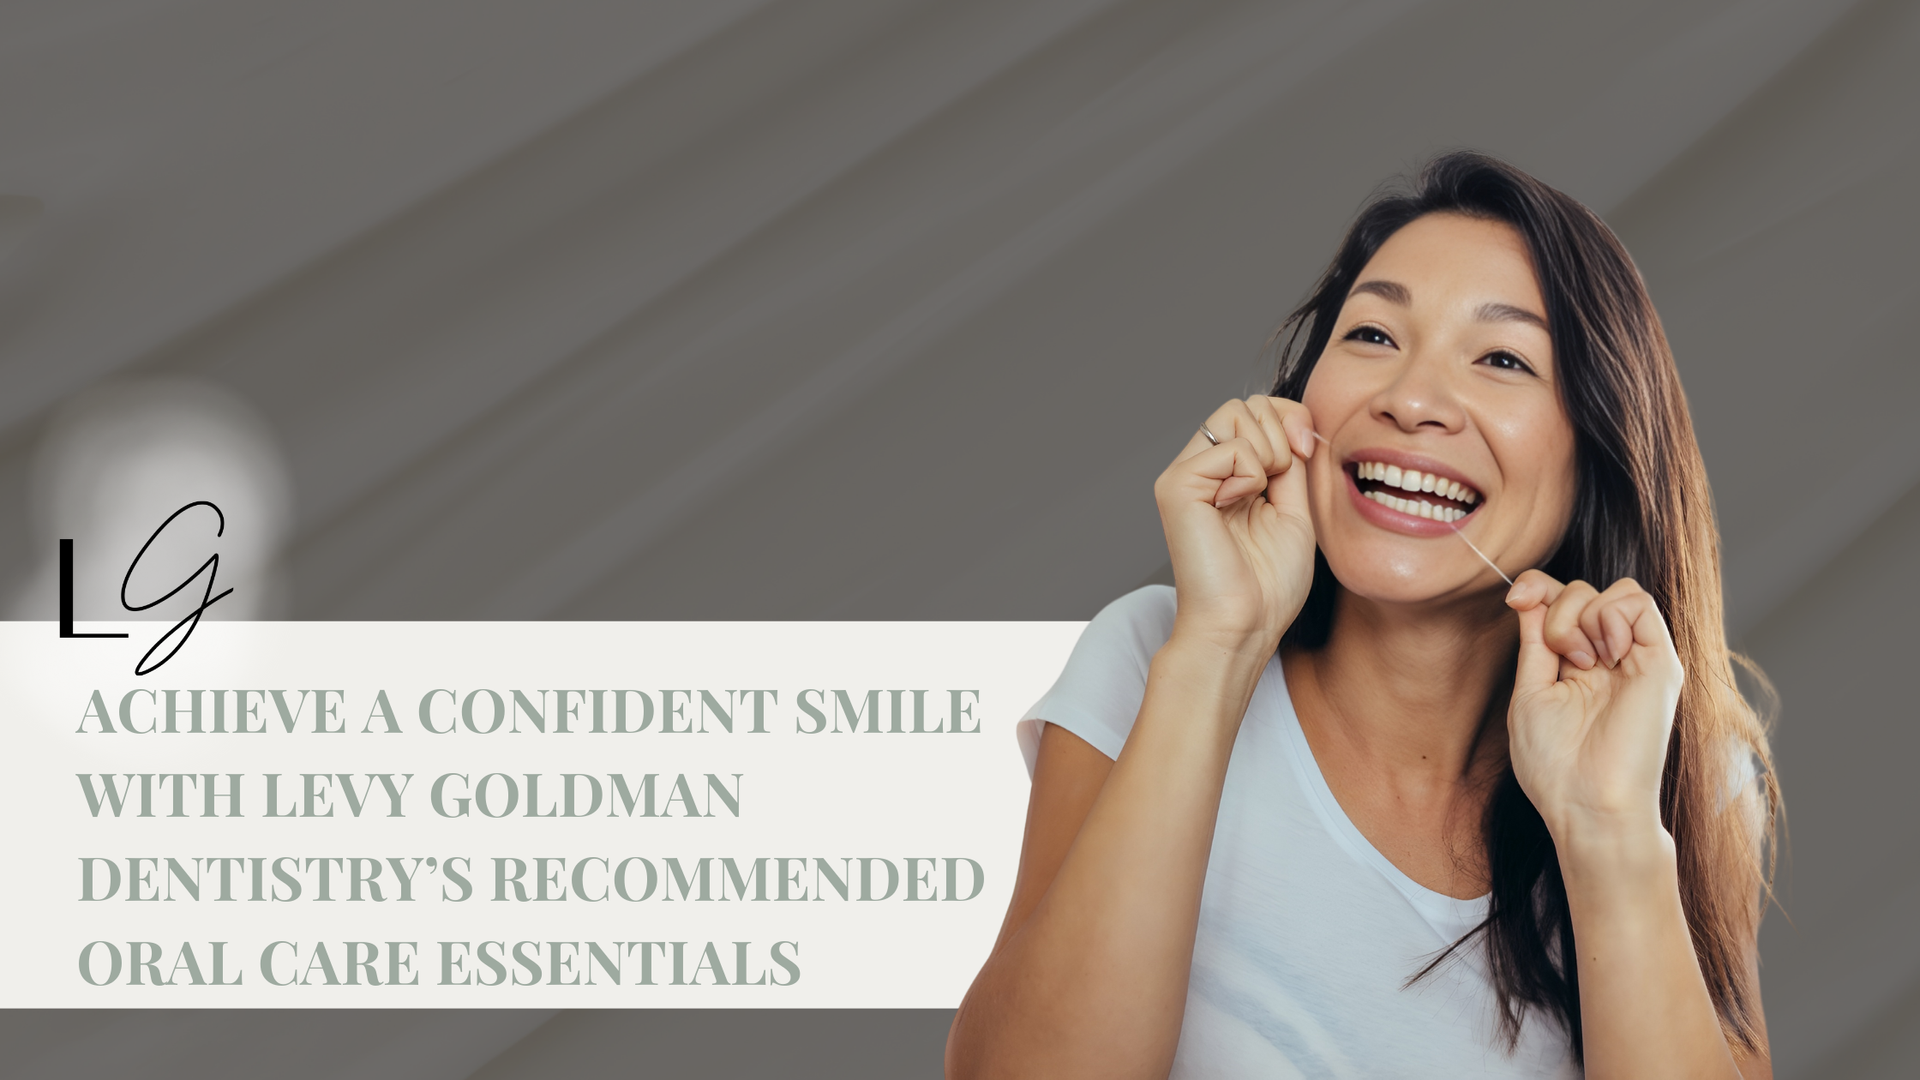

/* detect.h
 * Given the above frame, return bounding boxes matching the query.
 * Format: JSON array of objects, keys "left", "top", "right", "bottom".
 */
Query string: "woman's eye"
[
  {"left": 1344, "top": 325, "right": 1394, "bottom": 347},
  {"left": 1479, "top": 350, "right": 1536, "bottom": 375}
]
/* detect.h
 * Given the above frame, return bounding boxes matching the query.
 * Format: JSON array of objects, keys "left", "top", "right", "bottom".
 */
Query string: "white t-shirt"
[{"left": 1018, "top": 585, "right": 1581, "bottom": 1079}]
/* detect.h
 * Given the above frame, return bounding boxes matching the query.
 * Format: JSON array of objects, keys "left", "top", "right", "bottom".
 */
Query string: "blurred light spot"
[{"left": 13, "top": 377, "right": 294, "bottom": 622}]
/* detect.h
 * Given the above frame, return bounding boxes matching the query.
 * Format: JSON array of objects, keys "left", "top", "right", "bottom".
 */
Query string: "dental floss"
[
  {"left": 1307, "top": 428, "right": 1514, "bottom": 586},
  {"left": 1446, "top": 522, "right": 1513, "bottom": 587}
]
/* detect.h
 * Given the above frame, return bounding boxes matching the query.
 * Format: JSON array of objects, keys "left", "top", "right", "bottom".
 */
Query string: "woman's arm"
[
  {"left": 1557, "top": 827, "right": 1771, "bottom": 1078},
  {"left": 1506, "top": 573, "right": 1771, "bottom": 1079},
  {"left": 945, "top": 641, "right": 1271, "bottom": 1079},
  {"left": 946, "top": 397, "right": 1321, "bottom": 1079}
]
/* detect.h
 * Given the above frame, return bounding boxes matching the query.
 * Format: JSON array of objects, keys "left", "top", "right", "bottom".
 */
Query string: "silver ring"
[{"left": 1199, "top": 424, "right": 1220, "bottom": 446}]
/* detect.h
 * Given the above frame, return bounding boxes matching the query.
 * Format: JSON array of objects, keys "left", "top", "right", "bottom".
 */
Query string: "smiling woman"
[{"left": 946, "top": 153, "right": 1779, "bottom": 1079}]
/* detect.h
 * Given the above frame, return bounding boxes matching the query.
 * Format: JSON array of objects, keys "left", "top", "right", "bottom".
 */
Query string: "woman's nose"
[{"left": 1369, "top": 355, "right": 1466, "bottom": 433}]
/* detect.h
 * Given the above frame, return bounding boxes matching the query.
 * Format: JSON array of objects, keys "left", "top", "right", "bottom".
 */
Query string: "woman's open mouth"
[{"left": 1348, "top": 461, "right": 1481, "bottom": 523}]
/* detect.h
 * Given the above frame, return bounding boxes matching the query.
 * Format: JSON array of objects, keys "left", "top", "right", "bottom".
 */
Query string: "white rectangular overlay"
[{"left": 0, "top": 621, "right": 1081, "bottom": 1007}]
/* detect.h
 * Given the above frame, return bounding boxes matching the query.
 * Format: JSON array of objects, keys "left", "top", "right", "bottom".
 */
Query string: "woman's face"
[{"left": 1301, "top": 212, "right": 1578, "bottom": 607}]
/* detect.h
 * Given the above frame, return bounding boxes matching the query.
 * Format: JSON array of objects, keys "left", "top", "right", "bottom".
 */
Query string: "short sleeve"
[{"left": 1015, "top": 585, "right": 1178, "bottom": 777}]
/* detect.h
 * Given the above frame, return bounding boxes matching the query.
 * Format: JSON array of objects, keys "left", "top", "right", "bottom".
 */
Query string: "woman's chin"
[{"left": 1321, "top": 547, "right": 1509, "bottom": 609}]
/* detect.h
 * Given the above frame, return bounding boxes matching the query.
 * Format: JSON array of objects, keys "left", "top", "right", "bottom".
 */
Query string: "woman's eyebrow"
[
  {"left": 1349, "top": 279, "right": 1410, "bottom": 304},
  {"left": 1349, "top": 281, "right": 1547, "bottom": 331},
  {"left": 1474, "top": 301, "right": 1548, "bottom": 330}
]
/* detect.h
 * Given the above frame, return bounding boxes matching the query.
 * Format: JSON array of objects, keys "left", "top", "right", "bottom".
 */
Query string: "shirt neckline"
[{"left": 1259, "top": 654, "right": 1491, "bottom": 944}]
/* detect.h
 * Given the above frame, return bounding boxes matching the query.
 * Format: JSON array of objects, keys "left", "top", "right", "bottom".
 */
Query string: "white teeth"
[
  {"left": 1362, "top": 489, "right": 1469, "bottom": 523},
  {"left": 1355, "top": 462, "right": 1481, "bottom": 509}
]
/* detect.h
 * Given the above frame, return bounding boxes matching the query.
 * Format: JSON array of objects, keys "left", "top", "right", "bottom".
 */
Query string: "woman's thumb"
[{"left": 1513, "top": 601, "right": 1561, "bottom": 692}]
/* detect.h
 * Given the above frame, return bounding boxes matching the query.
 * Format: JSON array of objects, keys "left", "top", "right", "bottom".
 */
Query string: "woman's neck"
[
  {"left": 1285, "top": 588, "right": 1515, "bottom": 789},
  {"left": 1281, "top": 588, "right": 1517, "bottom": 898}
]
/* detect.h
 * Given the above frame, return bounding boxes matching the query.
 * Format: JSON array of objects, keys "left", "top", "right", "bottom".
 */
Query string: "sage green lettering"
[{"left": 364, "top": 690, "right": 401, "bottom": 733}]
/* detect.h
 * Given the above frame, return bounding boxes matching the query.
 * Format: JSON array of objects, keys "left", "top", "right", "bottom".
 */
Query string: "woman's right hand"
[{"left": 1155, "top": 396, "right": 1320, "bottom": 654}]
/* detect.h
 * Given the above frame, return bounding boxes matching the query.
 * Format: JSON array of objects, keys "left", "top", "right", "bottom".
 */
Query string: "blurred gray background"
[{"left": 2, "top": 0, "right": 1915, "bottom": 1076}]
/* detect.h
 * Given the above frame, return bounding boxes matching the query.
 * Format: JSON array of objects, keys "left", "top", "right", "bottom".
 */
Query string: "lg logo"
[{"left": 61, "top": 500, "right": 234, "bottom": 676}]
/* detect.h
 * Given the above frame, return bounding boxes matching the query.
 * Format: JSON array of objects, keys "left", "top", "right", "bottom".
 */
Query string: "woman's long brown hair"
[{"left": 1272, "top": 152, "right": 1779, "bottom": 1061}]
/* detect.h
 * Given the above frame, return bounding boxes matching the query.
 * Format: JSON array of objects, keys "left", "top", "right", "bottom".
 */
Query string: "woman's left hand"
[{"left": 1505, "top": 570, "right": 1686, "bottom": 845}]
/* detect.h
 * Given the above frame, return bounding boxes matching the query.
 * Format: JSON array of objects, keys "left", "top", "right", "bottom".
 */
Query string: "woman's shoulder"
[
  {"left": 1016, "top": 586, "right": 1177, "bottom": 770},
  {"left": 1084, "top": 583, "right": 1178, "bottom": 656}
]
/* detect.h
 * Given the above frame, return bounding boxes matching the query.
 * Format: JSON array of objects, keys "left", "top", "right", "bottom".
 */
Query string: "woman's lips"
[
  {"left": 1344, "top": 465, "right": 1483, "bottom": 537},
  {"left": 1350, "top": 459, "right": 1480, "bottom": 514}
]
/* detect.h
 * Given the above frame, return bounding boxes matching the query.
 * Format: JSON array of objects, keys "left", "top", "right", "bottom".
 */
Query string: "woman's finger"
[
  {"left": 1177, "top": 397, "right": 1318, "bottom": 473},
  {"left": 1593, "top": 579, "right": 1675, "bottom": 667},
  {"left": 1170, "top": 437, "right": 1271, "bottom": 508},
  {"left": 1512, "top": 593, "right": 1560, "bottom": 693},
  {"left": 1258, "top": 395, "right": 1320, "bottom": 461},
  {"left": 1597, "top": 605, "right": 1633, "bottom": 669},
  {"left": 1504, "top": 568, "right": 1565, "bottom": 612},
  {"left": 1242, "top": 396, "right": 1297, "bottom": 476},
  {"left": 1575, "top": 579, "right": 1637, "bottom": 667},
  {"left": 1577, "top": 593, "right": 1616, "bottom": 667},
  {"left": 1507, "top": 569, "right": 1567, "bottom": 690},
  {"left": 1177, "top": 403, "right": 1249, "bottom": 465},
  {"left": 1208, "top": 400, "right": 1278, "bottom": 476},
  {"left": 1542, "top": 579, "right": 1603, "bottom": 669}
]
